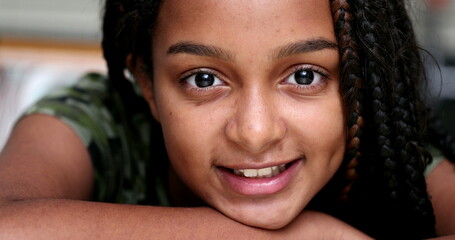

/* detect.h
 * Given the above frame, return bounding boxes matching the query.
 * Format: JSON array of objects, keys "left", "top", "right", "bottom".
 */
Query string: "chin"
[
  {"left": 221, "top": 202, "right": 301, "bottom": 230},
  {"left": 255, "top": 220, "right": 292, "bottom": 230},
  {"left": 240, "top": 212, "right": 296, "bottom": 230}
]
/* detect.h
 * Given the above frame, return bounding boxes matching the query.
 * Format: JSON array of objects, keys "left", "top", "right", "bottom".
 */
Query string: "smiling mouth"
[
  {"left": 219, "top": 159, "right": 302, "bottom": 196},
  {"left": 231, "top": 162, "right": 293, "bottom": 179}
]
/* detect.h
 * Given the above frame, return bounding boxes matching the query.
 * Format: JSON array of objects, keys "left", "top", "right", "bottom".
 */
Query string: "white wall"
[
  {"left": 0, "top": 0, "right": 103, "bottom": 43},
  {"left": 0, "top": 0, "right": 106, "bottom": 150}
]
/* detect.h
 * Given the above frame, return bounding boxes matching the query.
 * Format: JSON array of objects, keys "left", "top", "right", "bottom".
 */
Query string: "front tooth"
[
  {"left": 258, "top": 167, "right": 272, "bottom": 177},
  {"left": 243, "top": 169, "right": 258, "bottom": 177},
  {"left": 233, "top": 164, "right": 288, "bottom": 178}
]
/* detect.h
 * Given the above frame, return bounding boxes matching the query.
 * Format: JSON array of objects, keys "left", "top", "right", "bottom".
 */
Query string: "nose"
[{"left": 225, "top": 87, "right": 286, "bottom": 153}]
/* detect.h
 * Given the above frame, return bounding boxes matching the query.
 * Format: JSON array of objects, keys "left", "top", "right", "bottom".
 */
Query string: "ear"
[{"left": 126, "top": 54, "right": 161, "bottom": 123}]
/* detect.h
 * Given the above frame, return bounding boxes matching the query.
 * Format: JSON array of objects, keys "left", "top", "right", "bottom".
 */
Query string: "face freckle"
[{"left": 148, "top": 0, "right": 345, "bottom": 230}]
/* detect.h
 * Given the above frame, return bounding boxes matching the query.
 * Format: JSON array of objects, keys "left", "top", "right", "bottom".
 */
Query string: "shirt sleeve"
[{"left": 21, "top": 73, "right": 167, "bottom": 205}]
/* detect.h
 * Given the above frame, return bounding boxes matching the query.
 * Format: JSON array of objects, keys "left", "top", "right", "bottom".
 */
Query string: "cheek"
[
  {"left": 156, "top": 96, "right": 226, "bottom": 173},
  {"left": 159, "top": 111, "right": 211, "bottom": 191},
  {"left": 160, "top": 111, "right": 203, "bottom": 162},
  {"left": 292, "top": 100, "right": 346, "bottom": 196},
  {"left": 293, "top": 100, "right": 344, "bottom": 138},
  {"left": 157, "top": 102, "right": 229, "bottom": 198},
  {"left": 288, "top": 97, "right": 346, "bottom": 164},
  {"left": 311, "top": 101, "right": 346, "bottom": 171}
]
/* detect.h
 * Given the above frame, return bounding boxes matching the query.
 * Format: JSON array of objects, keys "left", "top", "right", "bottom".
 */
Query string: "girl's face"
[{"left": 144, "top": 0, "right": 345, "bottom": 229}]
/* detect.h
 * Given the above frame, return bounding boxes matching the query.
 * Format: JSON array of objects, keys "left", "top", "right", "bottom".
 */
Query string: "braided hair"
[
  {"left": 101, "top": 0, "right": 455, "bottom": 238},
  {"left": 329, "top": 0, "right": 455, "bottom": 238}
]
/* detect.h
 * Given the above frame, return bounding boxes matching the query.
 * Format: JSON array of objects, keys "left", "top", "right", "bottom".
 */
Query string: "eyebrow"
[
  {"left": 166, "top": 38, "right": 338, "bottom": 61},
  {"left": 167, "top": 41, "right": 234, "bottom": 61},
  {"left": 273, "top": 38, "right": 338, "bottom": 59}
]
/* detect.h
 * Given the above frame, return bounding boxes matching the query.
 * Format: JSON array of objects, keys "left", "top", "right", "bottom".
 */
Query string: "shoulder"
[
  {"left": 0, "top": 113, "right": 93, "bottom": 201},
  {"left": 20, "top": 73, "right": 156, "bottom": 204},
  {"left": 426, "top": 159, "right": 455, "bottom": 236},
  {"left": 22, "top": 73, "right": 114, "bottom": 147}
]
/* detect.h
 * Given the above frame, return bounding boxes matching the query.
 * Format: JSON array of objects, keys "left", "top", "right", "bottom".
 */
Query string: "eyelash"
[
  {"left": 179, "top": 68, "right": 224, "bottom": 91},
  {"left": 282, "top": 65, "right": 330, "bottom": 90},
  {"left": 179, "top": 65, "right": 330, "bottom": 91}
]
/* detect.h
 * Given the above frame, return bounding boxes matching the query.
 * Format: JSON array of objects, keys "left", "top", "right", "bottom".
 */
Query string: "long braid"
[
  {"left": 328, "top": 1, "right": 400, "bottom": 237},
  {"left": 384, "top": 8, "right": 455, "bottom": 237},
  {"left": 349, "top": 2, "right": 404, "bottom": 238},
  {"left": 333, "top": 0, "right": 437, "bottom": 238},
  {"left": 353, "top": 0, "right": 398, "bottom": 201},
  {"left": 102, "top": 0, "right": 167, "bottom": 204},
  {"left": 387, "top": 1, "right": 436, "bottom": 237},
  {"left": 103, "top": 0, "right": 149, "bottom": 114},
  {"left": 305, "top": 0, "right": 366, "bottom": 226},
  {"left": 330, "top": 0, "right": 364, "bottom": 203}
]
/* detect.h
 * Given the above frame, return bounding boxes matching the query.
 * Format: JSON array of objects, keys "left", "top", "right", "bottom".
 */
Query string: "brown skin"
[
  {"left": 427, "top": 159, "right": 455, "bottom": 237},
  {"left": 142, "top": 0, "right": 345, "bottom": 229},
  {"left": 0, "top": 0, "right": 368, "bottom": 237},
  {"left": 0, "top": 0, "right": 453, "bottom": 238},
  {"left": 0, "top": 115, "right": 370, "bottom": 239}
]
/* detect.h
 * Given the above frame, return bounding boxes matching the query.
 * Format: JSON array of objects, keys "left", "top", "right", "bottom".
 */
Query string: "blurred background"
[
  {"left": 0, "top": 0, "right": 454, "bottom": 150},
  {"left": 0, "top": 0, "right": 106, "bottom": 149}
]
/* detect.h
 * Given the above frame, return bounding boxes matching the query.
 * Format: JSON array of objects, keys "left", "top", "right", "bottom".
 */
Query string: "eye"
[
  {"left": 182, "top": 70, "right": 224, "bottom": 88},
  {"left": 284, "top": 68, "right": 325, "bottom": 86}
]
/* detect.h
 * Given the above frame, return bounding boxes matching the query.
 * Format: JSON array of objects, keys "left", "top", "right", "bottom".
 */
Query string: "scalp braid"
[
  {"left": 330, "top": 0, "right": 363, "bottom": 202},
  {"left": 349, "top": 1, "right": 403, "bottom": 237},
  {"left": 103, "top": 0, "right": 163, "bottom": 97},
  {"left": 102, "top": 0, "right": 167, "bottom": 204},
  {"left": 355, "top": 0, "right": 398, "bottom": 201},
  {"left": 329, "top": 0, "right": 437, "bottom": 238},
  {"left": 387, "top": 1, "right": 436, "bottom": 237},
  {"left": 102, "top": 0, "right": 156, "bottom": 113}
]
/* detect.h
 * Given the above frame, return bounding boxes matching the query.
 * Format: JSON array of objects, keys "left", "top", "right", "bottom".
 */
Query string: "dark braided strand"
[
  {"left": 354, "top": 0, "right": 398, "bottom": 201},
  {"left": 328, "top": 1, "right": 399, "bottom": 237},
  {"left": 346, "top": 0, "right": 408, "bottom": 238},
  {"left": 306, "top": 0, "right": 364, "bottom": 224},
  {"left": 330, "top": 0, "right": 364, "bottom": 202},
  {"left": 387, "top": 1, "right": 436, "bottom": 237},
  {"left": 102, "top": 0, "right": 168, "bottom": 204},
  {"left": 345, "top": 0, "right": 437, "bottom": 238}
]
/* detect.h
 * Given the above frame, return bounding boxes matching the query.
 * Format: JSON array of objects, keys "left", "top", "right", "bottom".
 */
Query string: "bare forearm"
[
  {"left": 0, "top": 199, "right": 271, "bottom": 240},
  {"left": 0, "top": 116, "right": 369, "bottom": 239},
  {"left": 0, "top": 199, "right": 370, "bottom": 240}
]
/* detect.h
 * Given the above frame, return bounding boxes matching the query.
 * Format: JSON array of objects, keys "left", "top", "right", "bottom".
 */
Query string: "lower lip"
[{"left": 217, "top": 159, "right": 302, "bottom": 196}]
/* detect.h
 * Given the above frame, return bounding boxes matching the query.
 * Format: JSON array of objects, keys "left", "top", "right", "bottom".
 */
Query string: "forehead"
[{"left": 154, "top": 0, "right": 335, "bottom": 54}]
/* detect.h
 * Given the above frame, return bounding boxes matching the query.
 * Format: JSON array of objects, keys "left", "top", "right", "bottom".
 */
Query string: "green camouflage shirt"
[{"left": 23, "top": 73, "right": 170, "bottom": 206}]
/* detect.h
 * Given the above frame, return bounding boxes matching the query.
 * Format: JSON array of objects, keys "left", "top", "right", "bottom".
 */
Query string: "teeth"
[
  {"left": 233, "top": 164, "right": 287, "bottom": 178},
  {"left": 258, "top": 167, "right": 272, "bottom": 177},
  {"left": 243, "top": 169, "right": 258, "bottom": 177}
]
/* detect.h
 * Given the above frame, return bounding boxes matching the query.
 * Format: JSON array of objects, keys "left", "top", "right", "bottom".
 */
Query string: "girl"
[{"left": 0, "top": 0, "right": 454, "bottom": 239}]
